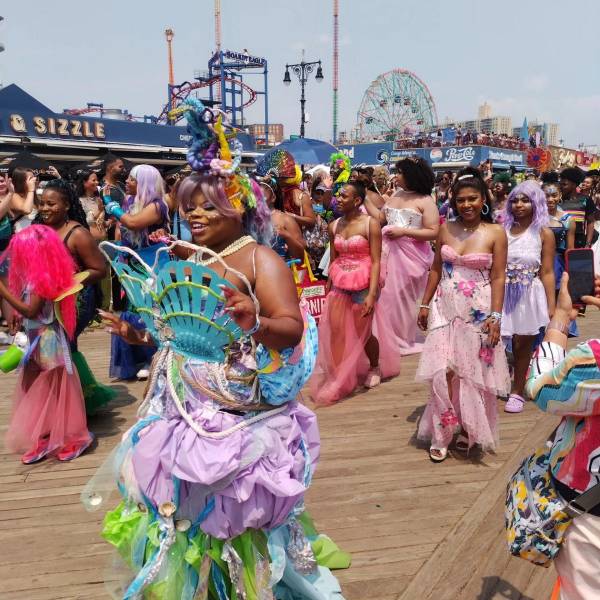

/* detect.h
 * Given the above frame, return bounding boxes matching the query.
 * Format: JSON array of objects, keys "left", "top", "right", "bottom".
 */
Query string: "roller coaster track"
[
  {"left": 64, "top": 76, "right": 258, "bottom": 124},
  {"left": 157, "top": 77, "right": 258, "bottom": 123}
]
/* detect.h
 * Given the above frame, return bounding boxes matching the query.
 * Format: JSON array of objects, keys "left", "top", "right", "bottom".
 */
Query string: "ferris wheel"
[{"left": 355, "top": 69, "right": 438, "bottom": 142}]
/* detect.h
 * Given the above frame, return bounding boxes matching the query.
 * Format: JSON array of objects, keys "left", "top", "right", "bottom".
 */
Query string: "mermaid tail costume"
[{"left": 83, "top": 243, "right": 349, "bottom": 599}]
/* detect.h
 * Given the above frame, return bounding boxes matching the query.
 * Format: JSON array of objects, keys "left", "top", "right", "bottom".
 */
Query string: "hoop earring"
[{"left": 481, "top": 203, "right": 490, "bottom": 216}]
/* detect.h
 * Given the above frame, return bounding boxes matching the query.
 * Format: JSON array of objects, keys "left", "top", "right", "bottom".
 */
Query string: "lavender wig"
[
  {"left": 502, "top": 180, "right": 549, "bottom": 232},
  {"left": 126, "top": 164, "right": 168, "bottom": 216},
  {"left": 178, "top": 173, "right": 273, "bottom": 246}
]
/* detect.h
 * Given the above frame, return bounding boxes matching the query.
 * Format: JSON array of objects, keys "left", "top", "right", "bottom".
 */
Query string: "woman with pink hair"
[{"left": 1, "top": 225, "right": 93, "bottom": 463}]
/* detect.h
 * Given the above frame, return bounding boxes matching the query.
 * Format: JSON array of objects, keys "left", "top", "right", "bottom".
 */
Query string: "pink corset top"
[
  {"left": 329, "top": 234, "right": 372, "bottom": 291},
  {"left": 441, "top": 244, "right": 493, "bottom": 270}
]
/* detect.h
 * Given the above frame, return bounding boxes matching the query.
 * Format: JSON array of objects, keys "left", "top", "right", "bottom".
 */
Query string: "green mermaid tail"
[{"left": 72, "top": 351, "right": 117, "bottom": 415}]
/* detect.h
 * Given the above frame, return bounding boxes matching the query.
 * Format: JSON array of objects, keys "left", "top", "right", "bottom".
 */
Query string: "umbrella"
[
  {"left": 260, "top": 138, "right": 338, "bottom": 168},
  {"left": 0, "top": 151, "right": 50, "bottom": 174}
]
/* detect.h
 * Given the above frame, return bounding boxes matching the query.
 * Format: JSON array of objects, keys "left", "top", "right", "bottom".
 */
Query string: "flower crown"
[{"left": 168, "top": 98, "right": 257, "bottom": 213}]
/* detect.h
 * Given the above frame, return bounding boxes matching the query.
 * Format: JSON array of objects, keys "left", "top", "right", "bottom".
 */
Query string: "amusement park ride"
[
  {"left": 354, "top": 69, "right": 438, "bottom": 142},
  {"left": 63, "top": 1, "right": 439, "bottom": 147},
  {"left": 65, "top": 1, "right": 269, "bottom": 142}
]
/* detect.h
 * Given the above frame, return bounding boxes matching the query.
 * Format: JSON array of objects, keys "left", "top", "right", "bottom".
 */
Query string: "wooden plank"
[{"left": 2, "top": 312, "right": 597, "bottom": 599}]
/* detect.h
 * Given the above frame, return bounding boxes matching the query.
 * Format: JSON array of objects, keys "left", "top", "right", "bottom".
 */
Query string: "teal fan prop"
[{"left": 99, "top": 241, "right": 260, "bottom": 363}]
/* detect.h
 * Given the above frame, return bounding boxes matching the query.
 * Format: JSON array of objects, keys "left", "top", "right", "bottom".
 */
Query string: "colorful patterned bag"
[{"left": 505, "top": 446, "right": 572, "bottom": 567}]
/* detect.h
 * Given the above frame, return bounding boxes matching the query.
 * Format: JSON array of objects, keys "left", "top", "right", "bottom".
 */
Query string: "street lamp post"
[{"left": 283, "top": 59, "right": 323, "bottom": 138}]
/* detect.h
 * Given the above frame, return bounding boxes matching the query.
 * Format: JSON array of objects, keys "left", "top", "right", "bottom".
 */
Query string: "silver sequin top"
[{"left": 383, "top": 206, "right": 423, "bottom": 229}]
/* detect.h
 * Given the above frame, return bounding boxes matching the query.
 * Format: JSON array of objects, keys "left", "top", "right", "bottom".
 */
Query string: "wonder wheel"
[{"left": 355, "top": 69, "right": 438, "bottom": 142}]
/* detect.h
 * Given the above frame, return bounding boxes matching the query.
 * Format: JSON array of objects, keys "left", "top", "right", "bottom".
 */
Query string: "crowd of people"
[
  {"left": 1, "top": 110, "right": 600, "bottom": 598},
  {"left": 371, "top": 129, "right": 530, "bottom": 151}
]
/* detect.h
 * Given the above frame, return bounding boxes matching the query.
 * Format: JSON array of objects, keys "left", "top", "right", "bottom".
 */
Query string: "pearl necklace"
[{"left": 194, "top": 235, "right": 256, "bottom": 266}]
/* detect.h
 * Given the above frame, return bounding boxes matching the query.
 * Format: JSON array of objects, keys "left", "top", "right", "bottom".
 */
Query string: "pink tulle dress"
[
  {"left": 416, "top": 245, "right": 511, "bottom": 451},
  {"left": 5, "top": 294, "right": 92, "bottom": 459},
  {"left": 373, "top": 204, "right": 433, "bottom": 368},
  {"left": 310, "top": 220, "right": 375, "bottom": 405}
]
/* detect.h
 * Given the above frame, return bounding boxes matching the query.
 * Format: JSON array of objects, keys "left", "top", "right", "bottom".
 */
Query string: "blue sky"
[{"left": 1, "top": 1, "right": 599, "bottom": 147}]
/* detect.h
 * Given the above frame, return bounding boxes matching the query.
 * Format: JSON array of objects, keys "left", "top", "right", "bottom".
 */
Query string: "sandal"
[
  {"left": 429, "top": 447, "right": 448, "bottom": 462},
  {"left": 505, "top": 393, "right": 525, "bottom": 413},
  {"left": 455, "top": 434, "right": 469, "bottom": 452},
  {"left": 364, "top": 366, "right": 381, "bottom": 389}
]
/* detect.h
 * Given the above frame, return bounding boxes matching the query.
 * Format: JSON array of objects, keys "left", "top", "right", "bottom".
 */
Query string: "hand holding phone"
[{"left": 565, "top": 248, "right": 595, "bottom": 306}]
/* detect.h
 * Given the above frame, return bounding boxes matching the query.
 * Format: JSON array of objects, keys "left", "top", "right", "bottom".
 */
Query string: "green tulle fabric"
[
  {"left": 72, "top": 351, "right": 117, "bottom": 415},
  {"left": 102, "top": 502, "right": 350, "bottom": 599}
]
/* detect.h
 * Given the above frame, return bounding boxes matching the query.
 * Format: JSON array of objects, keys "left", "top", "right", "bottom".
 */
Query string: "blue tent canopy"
[{"left": 261, "top": 137, "right": 338, "bottom": 166}]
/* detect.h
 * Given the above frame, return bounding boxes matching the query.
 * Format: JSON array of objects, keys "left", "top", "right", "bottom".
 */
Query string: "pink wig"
[{"left": 6, "top": 225, "right": 78, "bottom": 338}]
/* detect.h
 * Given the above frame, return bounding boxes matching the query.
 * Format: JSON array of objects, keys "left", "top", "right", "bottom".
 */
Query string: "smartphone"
[{"left": 565, "top": 248, "right": 595, "bottom": 306}]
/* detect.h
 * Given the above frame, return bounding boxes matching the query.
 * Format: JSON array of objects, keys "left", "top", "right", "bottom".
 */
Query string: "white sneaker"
[{"left": 136, "top": 368, "right": 150, "bottom": 381}]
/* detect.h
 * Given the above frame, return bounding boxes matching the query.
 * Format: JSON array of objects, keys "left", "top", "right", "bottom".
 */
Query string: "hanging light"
[
  {"left": 283, "top": 67, "right": 291, "bottom": 86},
  {"left": 315, "top": 62, "right": 324, "bottom": 82}
]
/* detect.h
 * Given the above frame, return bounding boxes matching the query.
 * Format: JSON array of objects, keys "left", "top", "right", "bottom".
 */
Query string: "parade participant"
[
  {"left": 323, "top": 152, "right": 352, "bottom": 220},
  {"left": 524, "top": 274, "right": 600, "bottom": 600},
  {"left": 311, "top": 181, "right": 382, "bottom": 405},
  {"left": 501, "top": 181, "right": 555, "bottom": 413},
  {"left": 76, "top": 170, "right": 106, "bottom": 241},
  {"left": 351, "top": 165, "right": 385, "bottom": 214},
  {"left": 373, "top": 157, "right": 438, "bottom": 363},
  {"left": 303, "top": 174, "right": 332, "bottom": 271},
  {"left": 580, "top": 174, "right": 595, "bottom": 197},
  {"left": 0, "top": 174, "right": 17, "bottom": 328},
  {"left": 88, "top": 100, "right": 348, "bottom": 599},
  {"left": 101, "top": 155, "right": 127, "bottom": 310},
  {"left": 372, "top": 165, "right": 391, "bottom": 199},
  {"left": 3, "top": 225, "right": 93, "bottom": 463},
  {"left": 256, "top": 149, "right": 316, "bottom": 229},
  {"left": 433, "top": 170, "right": 453, "bottom": 209},
  {"left": 559, "top": 167, "right": 595, "bottom": 248},
  {"left": 416, "top": 170, "right": 509, "bottom": 461},
  {"left": 35, "top": 179, "right": 113, "bottom": 415},
  {"left": 544, "top": 181, "right": 575, "bottom": 293},
  {"left": 259, "top": 176, "right": 306, "bottom": 261},
  {"left": 491, "top": 172, "right": 516, "bottom": 223},
  {"left": 103, "top": 164, "right": 169, "bottom": 381},
  {"left": 8, "top": 167, "right": 37, "bottom": 225}
]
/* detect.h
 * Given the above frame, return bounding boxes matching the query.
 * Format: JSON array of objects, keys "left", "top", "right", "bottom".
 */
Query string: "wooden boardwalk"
[{"left": 3, "top": 313, "right": 597, "bottom": 599}]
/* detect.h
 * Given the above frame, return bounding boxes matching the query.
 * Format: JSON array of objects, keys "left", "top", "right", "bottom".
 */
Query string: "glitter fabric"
[{"left": 256, "top": 149, "right": 297, "bottom": 179}]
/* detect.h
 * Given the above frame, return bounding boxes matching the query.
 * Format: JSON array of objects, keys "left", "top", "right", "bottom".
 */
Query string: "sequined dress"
[
  {"left": 373, "top": 204, "right": 433, "bottom": 367},
  {"left": 416, "top": 246, "right": 510, "bottom": 451}
]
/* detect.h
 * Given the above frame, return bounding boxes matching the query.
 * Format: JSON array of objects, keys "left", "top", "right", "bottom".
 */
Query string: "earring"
[{"left": 481, "top": 203, "right": 490, "bottom": 216}]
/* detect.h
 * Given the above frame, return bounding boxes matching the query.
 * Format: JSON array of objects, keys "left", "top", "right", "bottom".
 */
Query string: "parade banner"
[{"left": 548, "top": 145, "right": 578, "bottom": 170}]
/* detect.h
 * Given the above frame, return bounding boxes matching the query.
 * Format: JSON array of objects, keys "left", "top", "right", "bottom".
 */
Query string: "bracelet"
[
  {"left": 419, "top": 304, "right": 430, "bottom": 310},
  {"left": 489, "top": 311, "right": 502, "bottom": 322},
  {"left": 547, "top": 319, "right": 570, "bottom": 336},
  {"left": 243, "top": 316, "right": 261, "bottom": 336}
]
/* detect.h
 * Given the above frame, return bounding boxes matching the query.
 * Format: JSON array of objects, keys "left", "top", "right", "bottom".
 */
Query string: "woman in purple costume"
[{"left": 85, "top": 103, "right": 349, "bottom": 600}]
